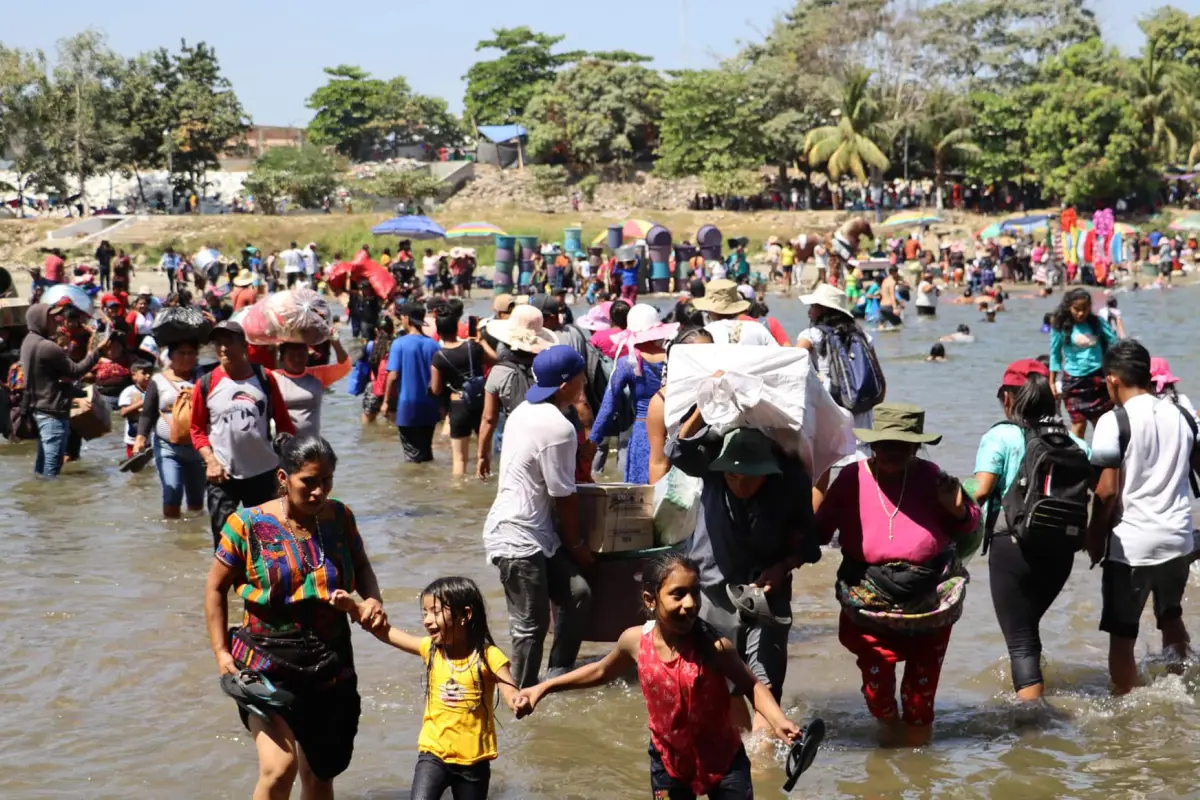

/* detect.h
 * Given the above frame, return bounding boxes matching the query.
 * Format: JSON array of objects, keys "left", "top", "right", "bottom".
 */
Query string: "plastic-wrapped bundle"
[{"left": 260, "top": 287, "right": 331, "bottom": 345}]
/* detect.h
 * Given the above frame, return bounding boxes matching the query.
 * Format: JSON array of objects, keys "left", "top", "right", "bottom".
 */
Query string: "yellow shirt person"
[{"left": 418, "top": 637, "right": 511, "bottom": 764}]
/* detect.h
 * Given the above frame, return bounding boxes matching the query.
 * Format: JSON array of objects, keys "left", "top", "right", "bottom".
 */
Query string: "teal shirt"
[
  {"left": 974, "top": 422, "right": 1091, "bottom": 526},
  {"left": 1048, "top": 318, "right": 1116, "bottom": 377}
]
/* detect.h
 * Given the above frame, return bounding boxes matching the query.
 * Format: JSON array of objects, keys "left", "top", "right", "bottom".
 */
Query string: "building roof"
[{"left": 476, "top": 125, "right": 527, "bottom": 144}]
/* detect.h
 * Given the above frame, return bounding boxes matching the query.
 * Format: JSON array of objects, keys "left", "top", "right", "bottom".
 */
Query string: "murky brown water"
[{"left": 4, "top": 286, "right": 1200, "bottom": 799}]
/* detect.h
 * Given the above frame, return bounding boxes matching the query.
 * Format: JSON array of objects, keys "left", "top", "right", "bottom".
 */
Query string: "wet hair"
[
  {"left": 435, "top": 313, "right": 459, "bottom": 339},
  {"left": 273, "top": 433, "right": 338, "bottom": 475},
  {"left": 420, "top": 576, "right": 513, "bottom": 726},
  {"left": 1102, "top": 339, "right": 1152, "bottom": 389},
  {"left": 609, "top": 300, "right": 631, "bottom": 330},
  {"left": 1106, "top": 295, "right": 1118, "bottom": 309},
  {"left": 929, "top": 343, "right": 945, "bottom": 359},
  {"left": 1051, "top": 287, "right": 1097, "bottom": 332},
  {"left": 1001, "top": 372, "right": 1057, "bottom": 422},
  {"left": 642, "top": 551, "right": 701, "bottom": 604},
  {"left": 956, "top": 324, "right": 970, "bottom": 335},
  {"left": 369, "top": 317, "right": 395, "bottom": 372}
]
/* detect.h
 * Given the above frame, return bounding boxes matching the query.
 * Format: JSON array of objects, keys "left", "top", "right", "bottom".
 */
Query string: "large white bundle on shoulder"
[{"left": 663, "top": 344, "right": 855, "bottom": 480}]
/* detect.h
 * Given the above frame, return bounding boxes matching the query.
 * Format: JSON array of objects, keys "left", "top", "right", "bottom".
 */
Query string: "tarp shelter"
[{"left": 475, "top": 125, "right": 528, "bottom": 169}]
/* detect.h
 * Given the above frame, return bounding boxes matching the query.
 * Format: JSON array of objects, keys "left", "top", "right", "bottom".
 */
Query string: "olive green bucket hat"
[
  {"left": 709, "top": 428, "right": 782, "bottom": 476},
  {"left": 853, "top": 402, "right": 943, "bottom": 446}
]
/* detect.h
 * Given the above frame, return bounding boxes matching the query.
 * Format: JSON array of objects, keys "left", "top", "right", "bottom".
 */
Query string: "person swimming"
[
  {"left": 940, "top": 324, "right": 974, "bottom": 343},
  {"left": 926, "top": 343, "right": 946, "bottom": 362}
]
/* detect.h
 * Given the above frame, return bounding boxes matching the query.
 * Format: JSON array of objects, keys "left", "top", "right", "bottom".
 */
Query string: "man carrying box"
[{"left": 483, "top": 344, "right": 594, "bottom": 688}]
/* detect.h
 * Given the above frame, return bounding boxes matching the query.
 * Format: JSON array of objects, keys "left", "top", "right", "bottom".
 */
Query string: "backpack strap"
[{"left": 1114, "top": 406, "right": 1130, "bottom": 463}]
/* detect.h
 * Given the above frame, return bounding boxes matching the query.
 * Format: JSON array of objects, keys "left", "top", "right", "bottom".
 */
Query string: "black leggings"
[
  {"left": 988, "top": 533, "right": 1076, "bottom": 691},
  {"left": 411, "top": 753, "right": 490, "bottom": 800}
]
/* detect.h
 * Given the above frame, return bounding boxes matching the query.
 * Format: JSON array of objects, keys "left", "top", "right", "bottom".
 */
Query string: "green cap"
[{"left": 709, "top": 428, "right": 781, "bottom": 476}]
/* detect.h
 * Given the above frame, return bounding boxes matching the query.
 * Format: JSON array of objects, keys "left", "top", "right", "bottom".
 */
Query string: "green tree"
[
  {"left": 356, "top": 169, "right": 444, "bottom": 205},
  {"left": 524, "top": 57, "right": 665, "bottom": 170},
  {"left": 165, "top": 40, "right": 250, "bottom": 194},
  {"left": 307, "top": 67, "right": 464, "bottom": 161},
  {"left": 51, "top": 30, "right": 124, "bottom": 212},
  {"left": 1025, "top": 40, "right": 1150, "bottom": 204},
  {"left": 0, "top": 46, "right": 64, "bottom": 215},
  {"left": 656, "top": 69, "right": 764, "bottom": 178},
  {"left": 243, "top": 145, "right": 340, "bottom": 213},
  {"left": 1139, "top": 6, "right": 1200, "bottom": 68},
  {"left": 110, "top": 53, "right": 170, "bottom": 204},
  {"left": 1126, "top": 37, "right": 1192, "bottom": 165},
  {"left": 968, "top": 88, "right": 1036, "bottom": 186},
  {"left": 917, "top": 91, "right": 980, "bottom": 208},
  {"left": 463, "top": 27, "right": 584, "bottom": 125},
  {"left": 804, "top": 68, "right": 890, "bottom": 188}
]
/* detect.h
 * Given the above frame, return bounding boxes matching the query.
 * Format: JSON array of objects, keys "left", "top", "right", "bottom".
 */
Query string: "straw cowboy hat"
[
  {"left": 486, "top": 305, "right": 557, "bottom": 353},
  {"left": 233, "top": 268, "right": 255, "bottom": 287},
  {"left": 799, "top": 283, "right": 852, "bottom": 318},
  {"left": 692, "top": 279, "right": 750, "bottom": 315},
  {"left": 854, "top": 403, "right": 943, "bottom": 446}
]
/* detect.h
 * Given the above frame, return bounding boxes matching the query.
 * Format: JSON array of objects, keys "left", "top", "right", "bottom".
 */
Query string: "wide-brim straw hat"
[
  {"left": 614, "top": 303, "right": 679, "bottom": 347},
  {"left": 487, "top": 305, "right": 557, "bottom": 353},
  {"left": 854, "top": 402, "right": 943, "bottom": 446},
  {"left": 692, "top": 279, "right": 750, "bottom": 315},
  {"left": 799, "top": 283, "right": 852, "bottom": 318},
  {"left": 233, "top": 269, "right": 255, "bottom": 287}
]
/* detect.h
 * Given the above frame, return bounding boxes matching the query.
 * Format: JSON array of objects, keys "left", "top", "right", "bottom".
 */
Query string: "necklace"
[
  {"left": 281, "top": 501, "right": 323, "bottom": 572},
  {"left": 871, "top": 462, "right": 908, "bottom": 540}
]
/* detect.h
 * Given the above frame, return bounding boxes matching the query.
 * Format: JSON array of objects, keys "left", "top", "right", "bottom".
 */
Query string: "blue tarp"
[
  {"left": 476, "top": 125, "right": 527, "bottom": 144},
  {"left": 371, "top": 215, "right": 445, "bottom": 239}
]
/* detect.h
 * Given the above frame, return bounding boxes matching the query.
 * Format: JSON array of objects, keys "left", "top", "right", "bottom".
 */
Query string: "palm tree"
[
  {"left": 1128, "top": 38, "right": 1190, "bottom": 167},
  {"left": 919, "top": 92, "right": 981, "bottom": 210},
  {"left": 804, "top": 68, "right": 890, "bottom": 197}
]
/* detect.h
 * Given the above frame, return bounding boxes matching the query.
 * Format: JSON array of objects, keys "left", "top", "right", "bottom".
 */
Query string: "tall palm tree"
[
  {"left": 804, "top": 68, "right": 890, "bottom": 195},
  {"left": 919, "top": 91, "right": 981, "bottom": 210},
  {"left": 1129, "top": 38, "right": 1190, "bottom": 167}
]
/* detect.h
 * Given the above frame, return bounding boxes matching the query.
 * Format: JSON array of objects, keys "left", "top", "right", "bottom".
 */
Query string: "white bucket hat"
[
  {"left": 486, "top": 305, "right": 557, "bottom": 353},
  {"left": 799, "top": 283, "right": 852, "bottom": 318}
]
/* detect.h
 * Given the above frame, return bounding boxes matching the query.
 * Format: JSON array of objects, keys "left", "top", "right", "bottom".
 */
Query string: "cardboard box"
[{"left": 579, "top": 483, "right": 654, "bottom": 553}]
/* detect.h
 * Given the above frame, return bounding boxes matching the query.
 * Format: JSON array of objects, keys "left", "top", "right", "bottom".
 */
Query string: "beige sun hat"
[
  {"left": 487, "top": 305, "right": 557, "bottom": 353},
  {"left": 233, "top": 268, "right": 255, "bottom": 287},
  {"left": 799, "top": 283, "right": 852, "bottom": 318},
  {"left": 692, "top": 279, "right": 750, "bottom": 315}
]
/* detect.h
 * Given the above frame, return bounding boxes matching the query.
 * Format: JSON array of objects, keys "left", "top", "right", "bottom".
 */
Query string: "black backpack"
[{"left": 992, "top": 419, "right": 1091, "bottom": 551}]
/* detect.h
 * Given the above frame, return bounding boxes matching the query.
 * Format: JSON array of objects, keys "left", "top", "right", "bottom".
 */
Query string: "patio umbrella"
[
  {"left": 999, "top": 214, "right": 1053, "bottom": 234},
  {"left": 371, "top": 215, "right": 445, "bottom": 239},
  {"left": 445, "top": 221, "right": 507, "bottom": 240},
  {"left": 1168, "top": 214, "right": 1200, "bottom": 232},
  {"left": 880, "top": 211, "right": 942, "bottom": 227},
  {"left": 590, "top": 218, "right": 658, "bottom": 246},
  {"left": 978, "top": 222, "right": 1003, "bottom": 240}
]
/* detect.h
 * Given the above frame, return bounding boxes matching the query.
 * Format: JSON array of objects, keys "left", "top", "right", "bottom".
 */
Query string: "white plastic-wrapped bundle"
[{"left": 663, "top": 344, "right": 855, "bottom": 480}]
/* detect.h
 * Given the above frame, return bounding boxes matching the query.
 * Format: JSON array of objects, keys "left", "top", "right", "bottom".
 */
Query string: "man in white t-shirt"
[
  {"left": 1090, "top": 340, "right": 1196, "bottom": 694},
  {"left": 483, "top": 344, "right": 593, "bottom": 687},
  {"left": 279, "top": 241, "right": 304, "bottom": 287},
  {"left": 301, "top": 242, "right": 318, "bottom": 278},
  {"left": 693, "top": 279, "right": 779, "bottom": 347},
  {"left": 422, "top": 248, "right": 439, "bottom": 290}
]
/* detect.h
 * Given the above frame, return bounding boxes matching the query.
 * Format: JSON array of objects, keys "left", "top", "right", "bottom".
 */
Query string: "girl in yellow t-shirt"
[{"left": 332, "top": 577, "right": 521, "bottom": 799}]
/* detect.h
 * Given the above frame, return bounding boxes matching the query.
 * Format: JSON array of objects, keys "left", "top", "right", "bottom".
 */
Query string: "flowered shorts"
[{"left": 839, "top": 613, "right": 952, "bottom": 727}]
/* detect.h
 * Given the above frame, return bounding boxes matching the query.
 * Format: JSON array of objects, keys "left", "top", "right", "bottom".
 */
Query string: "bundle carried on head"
[{"left": 242, "top": 287, "right": 332, "bottom": 346}]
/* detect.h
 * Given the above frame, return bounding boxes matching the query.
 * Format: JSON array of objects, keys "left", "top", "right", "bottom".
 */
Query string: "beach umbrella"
[
  {"left": 590, "top": 218, "right": 658, "bottom": 246},
  {"left": 371, "top": 215, "right": 445, "bottom": 239},
  {"left": 999, "top": 214, "right": 1053, "bottom": 234},
  {"left": 445, "top": 221, "right": 507, "bottom": 240},
  {"left": 978, "top": 222, "right": 1003, "bottom": 240},
  {"left": 1168, "top": 214, "right": 1200, "bottom": 232},
  {"left": 880, "top": 211, "right": 942, "bottom": 227}
]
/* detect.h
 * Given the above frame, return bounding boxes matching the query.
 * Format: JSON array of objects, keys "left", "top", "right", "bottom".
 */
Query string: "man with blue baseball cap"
[{"left": 483, "top": 344, "right": 594, "bottom": 687}]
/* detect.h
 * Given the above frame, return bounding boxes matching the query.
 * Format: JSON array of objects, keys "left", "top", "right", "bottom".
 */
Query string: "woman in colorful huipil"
[{"left": 204, "top": 433, "right": 386, "bottom": 800}]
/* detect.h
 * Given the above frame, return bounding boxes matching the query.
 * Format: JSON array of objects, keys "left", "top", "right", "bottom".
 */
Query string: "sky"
[{"left": 2, "top": 0, "right": 1193, "bottom": 127}]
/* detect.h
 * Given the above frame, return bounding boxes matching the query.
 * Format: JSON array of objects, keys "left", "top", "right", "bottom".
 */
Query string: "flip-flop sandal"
[
  {"left": 220, "top": 671, "right": 295, "bottom": 719},
  {"left": 783, "top": 717, "right": 826, "bottom": 792},
  {"left": 725, "top": 584, "right": 793, "bottom": 627},
  {"left": 119, "top": 449, "right": 154, "bottom": 474}
]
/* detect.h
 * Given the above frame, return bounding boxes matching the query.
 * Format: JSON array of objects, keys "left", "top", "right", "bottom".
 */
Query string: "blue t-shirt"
[
  {"left": 386, "top": 334, "right": 442, "bottom": 427},
  {"left": 974, "top": 422, "right": 1090, "bottom": 526},
  {"left": 619, "top": 263, "right": 638, "bottom": 288},
  {"left": 1048, "top": 318, "right": 1116, "bottom": 377}
]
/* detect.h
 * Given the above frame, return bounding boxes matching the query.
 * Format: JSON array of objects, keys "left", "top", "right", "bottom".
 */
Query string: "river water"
[{"left": 3, "top": 285, "right": 1200, "bottom": 800}]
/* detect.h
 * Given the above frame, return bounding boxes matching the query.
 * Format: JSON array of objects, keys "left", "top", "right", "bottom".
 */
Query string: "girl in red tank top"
[{"left": 515, "top": 553, "right": 806, "bottom": 798}]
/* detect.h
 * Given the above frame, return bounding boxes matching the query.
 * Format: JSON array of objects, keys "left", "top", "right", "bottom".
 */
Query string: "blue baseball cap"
[{"left": 526, "top": 344, "right": 586, "bottom": 404}]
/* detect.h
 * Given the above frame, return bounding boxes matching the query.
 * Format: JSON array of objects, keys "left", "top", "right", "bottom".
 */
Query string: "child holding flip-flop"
[{"left": 517, "top": 552, "right": 823, "bottom": 799}]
